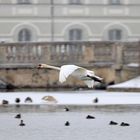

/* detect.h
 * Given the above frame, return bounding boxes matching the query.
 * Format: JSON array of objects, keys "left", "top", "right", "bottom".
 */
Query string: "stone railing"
[
  {"left": 122, "top": 42, "right": 140, "bottom": 66},
  {"left": 0, "top": 41, "right": 139, "bottom": 88},
  {"left": 0, "top": 41, "right": 139, "bottom": 68}
]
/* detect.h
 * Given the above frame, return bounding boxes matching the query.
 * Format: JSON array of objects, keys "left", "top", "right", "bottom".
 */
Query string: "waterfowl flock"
[
  {"left": 1, "top": 97, "right": 33, "bottom": 127},
  {"left": 64, "top": 111, "right": 130, "bottom": 127},
  {"left": 14, "top": 113, "right": 25, "bottom": 126},
  {"left": 0, "top": 96, "right": 130, "bottom": 128},
  {"left": 0, "top": 94, "right": 132, "bottom": 128}
]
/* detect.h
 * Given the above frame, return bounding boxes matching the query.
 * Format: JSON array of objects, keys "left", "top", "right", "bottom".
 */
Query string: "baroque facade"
[{"left": 0, "top": 0, "right": 140, "bottom": 42}]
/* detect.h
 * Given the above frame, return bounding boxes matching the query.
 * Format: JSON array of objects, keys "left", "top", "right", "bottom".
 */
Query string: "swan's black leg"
[{"left": 87, "top": 75, "right": 103, "bottom": 83}]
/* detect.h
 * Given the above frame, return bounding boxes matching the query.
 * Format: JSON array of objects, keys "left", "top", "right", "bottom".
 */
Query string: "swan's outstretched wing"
[
  {"left": 59, "top": 64, "right": 95, "bottom": 88},
  {"left": 59, "top": 65, "right": 85, "bottom": 83}
]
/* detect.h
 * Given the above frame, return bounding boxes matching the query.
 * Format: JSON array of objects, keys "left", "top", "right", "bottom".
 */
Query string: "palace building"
[{"left": 0, "top": 0, "right": 140, "bottom": 42}]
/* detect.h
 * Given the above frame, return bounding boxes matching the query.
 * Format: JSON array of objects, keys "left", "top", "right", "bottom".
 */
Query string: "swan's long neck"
[{"left": 45, "top": 64, "right": 60, "bottom": 70}]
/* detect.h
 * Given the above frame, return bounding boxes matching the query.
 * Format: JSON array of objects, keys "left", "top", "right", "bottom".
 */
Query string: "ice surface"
[{"left": 0, "top": 90, "right": 140, "bottom": 105}]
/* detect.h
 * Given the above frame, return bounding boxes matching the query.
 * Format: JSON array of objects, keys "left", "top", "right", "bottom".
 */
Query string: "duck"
[
  {"left": 86, "top": 115, "right": 95, "bottom": 119},
  {"left": 24, "top": 97, "right": 33, "bottom": 103},
  {"left": 15, "top": 98, "right": 20, "bottom": 103},
  {"left": 15, "top": 114, "right": 21, "bottom": 119},
  {"left": 19, "top": 120, "right": 25, "bottom": 126},
  {"left": 109, "top": 121, "right": 118, "bottom": 125},
  {"left": 2, "top": 100, "right": 9, "bottom": 105},
  {"left": 65, "top": 121, "right": 70, "bottom": 126},
  {"left": 93, "top": 97, "right": 98, "bottom": 103},
  {"left": 64, "top": 106, "right": 69, "bottom": 111},
  {"left": 120, "top": 122, "right": 130, "bottom": 126}
]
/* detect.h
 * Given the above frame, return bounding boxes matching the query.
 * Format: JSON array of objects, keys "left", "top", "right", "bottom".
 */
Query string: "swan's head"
[
  {"left": 37, "top": 63, "right": 48, "bottom": 69},
  {"left": 38, "top": 64, "right": 60, "bottom": 70}
]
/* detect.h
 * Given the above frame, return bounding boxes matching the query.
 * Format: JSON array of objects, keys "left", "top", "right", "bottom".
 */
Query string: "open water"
[{"left": 0, "top": 104, "right": 140, "bottom": 140}]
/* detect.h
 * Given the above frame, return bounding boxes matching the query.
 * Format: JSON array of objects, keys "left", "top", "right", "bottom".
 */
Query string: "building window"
[
  {"left": 69, "top": 0, "right": 81, "bottom": 5},
  {"left": 109, "top": 0, "right": 121, "bottom": 5},
  {"left": 18, "top": 28, "right": 32, "bottom": 42},
  {"left": 17, "top": 0, "right": 31, "bottom": 4},
  {"left": 69, "top": 29, "right": 82, "bottom": 41},
  {"left": 108, "top": 29, "right": 122, "bottom": 41}
]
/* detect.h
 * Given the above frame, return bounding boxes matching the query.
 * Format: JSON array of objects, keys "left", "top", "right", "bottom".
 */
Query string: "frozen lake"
[{"left": 0, "top": 90, "right": 140, "bottom": 140}]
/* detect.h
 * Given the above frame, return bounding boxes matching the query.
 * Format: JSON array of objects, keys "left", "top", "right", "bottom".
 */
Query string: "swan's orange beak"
[{"left": 37, "top": 64, "right": 42, "bottom": 69}]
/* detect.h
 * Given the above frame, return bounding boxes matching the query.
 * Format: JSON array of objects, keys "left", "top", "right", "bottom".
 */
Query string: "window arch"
[
  {"left": 108, "top": 29, "right": 122, "bottom": 41},
  {"left": 69, "top": 28, "right": 83, "bottom": 41},
  {"left": 17, "top": 0, "right": 31, "bottom": 4},
  {"left": 18, "top": 28, "right": 32, "bottom": 42}
]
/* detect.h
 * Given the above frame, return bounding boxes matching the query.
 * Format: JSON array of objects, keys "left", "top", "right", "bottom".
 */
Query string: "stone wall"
[
  {"left": 0, "top": 41, "right": 139, "bottom": 88},
  {"left": 0, "top": 66, "right": 115, "bottom": 88}
]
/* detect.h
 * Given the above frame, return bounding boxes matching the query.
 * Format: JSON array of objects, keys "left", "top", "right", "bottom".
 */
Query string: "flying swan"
[{"left": 38, "top": 64, "right": 103, "bottom": 88}]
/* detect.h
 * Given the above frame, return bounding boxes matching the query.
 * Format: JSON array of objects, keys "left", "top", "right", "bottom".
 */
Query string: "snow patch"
[{"left": 108, "top": 76, "right": 140, "bottom": 88}]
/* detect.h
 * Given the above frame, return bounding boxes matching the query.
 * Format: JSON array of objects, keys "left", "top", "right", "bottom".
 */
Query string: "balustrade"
[
  {"left": 122, "top": 44, "right": 140, "bottom": 65},
  {"left": 0, "top": 41, "right": 139, "bottom": 69}
]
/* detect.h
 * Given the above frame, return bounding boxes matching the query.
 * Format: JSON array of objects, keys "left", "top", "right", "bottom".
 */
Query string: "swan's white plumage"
[
  {"left": 59, "top": 65, "right": 82, "bottom": 83},
  {"left": 38, "top": 64, "right": 102, "bottom": 88},
  {"left": 59, "top": 65, "right": 95, "bottom": 88}
]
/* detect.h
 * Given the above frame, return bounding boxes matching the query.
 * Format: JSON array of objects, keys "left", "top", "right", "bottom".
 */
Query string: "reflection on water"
[
  {"left": 0, "top": 87, "right": 93, "bottom": 93},
  {"left": 0, "top": 104, "right": 140, "bottom": 113},
  {"left": 0, "top": 88, "right": 49, "bottom": 92},
  {"left": 0, "top": 105, "right": 140, "bottom": 140}
]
